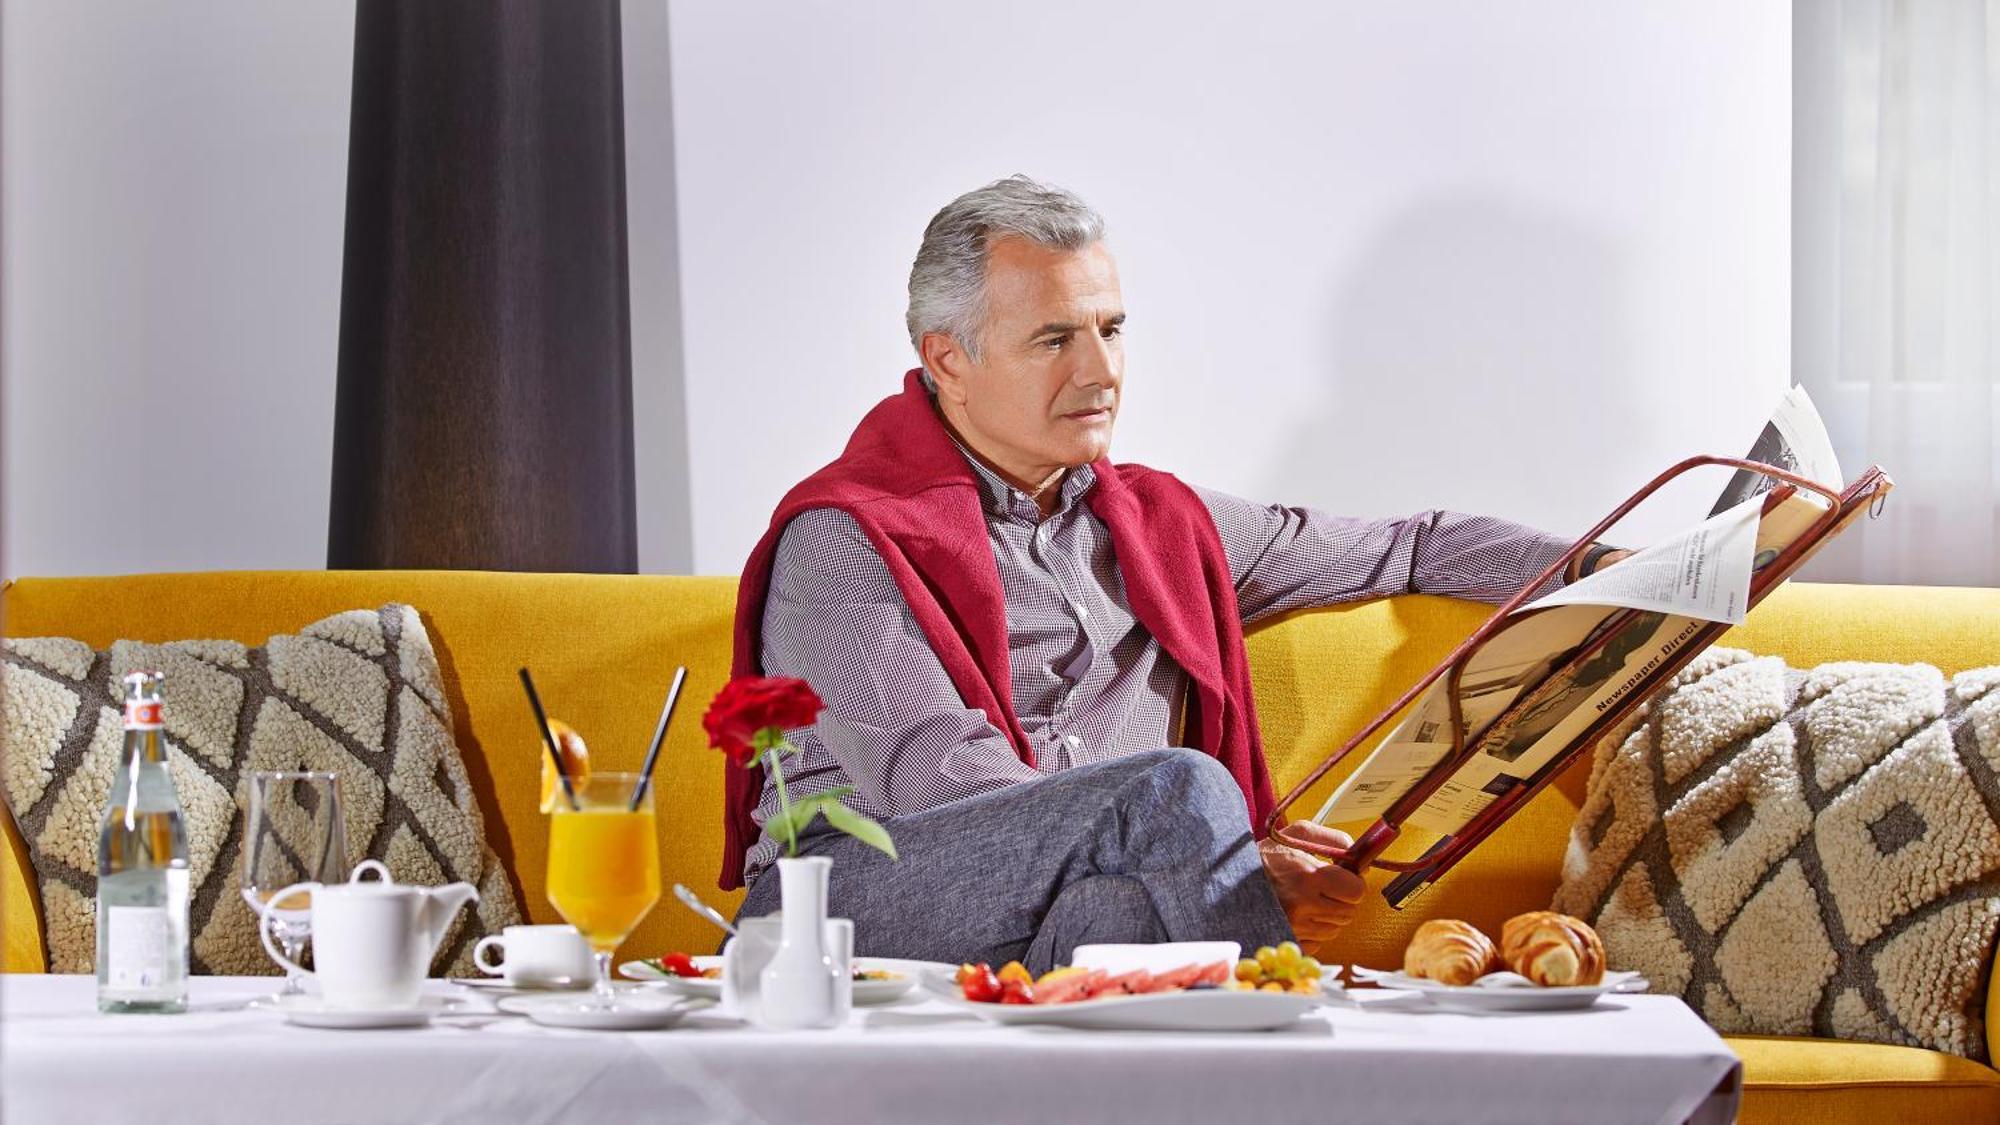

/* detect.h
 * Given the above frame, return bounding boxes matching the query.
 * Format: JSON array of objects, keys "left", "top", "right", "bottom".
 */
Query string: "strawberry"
[
  {"left": 959, "top": 964, "right": 1002, "bottom": 1003},
  {"left": 659, "top": 952, "right": 702, "bottom": 979}
]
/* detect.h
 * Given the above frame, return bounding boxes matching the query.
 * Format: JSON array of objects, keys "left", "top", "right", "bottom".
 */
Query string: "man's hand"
[{"left": 1258, "top": 821, "right": 1367, "bottom": 949}]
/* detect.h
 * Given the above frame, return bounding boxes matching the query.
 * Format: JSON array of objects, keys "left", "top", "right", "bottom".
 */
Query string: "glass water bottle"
[{"left": 95, "top": 670, "right": 190, "bottom": 1013}]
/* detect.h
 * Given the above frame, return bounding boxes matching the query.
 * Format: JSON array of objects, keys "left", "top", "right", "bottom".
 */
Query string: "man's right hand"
[{"left": 1258, "top": 821, "right": 1367, "bottom": 948}]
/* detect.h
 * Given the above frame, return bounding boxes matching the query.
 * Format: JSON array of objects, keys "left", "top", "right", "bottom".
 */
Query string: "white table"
[{"left": 3, "top": 975, "right": 1740, "bottom": 1125}]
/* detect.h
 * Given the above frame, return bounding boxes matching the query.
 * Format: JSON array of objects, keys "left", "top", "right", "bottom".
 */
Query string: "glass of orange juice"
[{"left": 546, "top": 772, "right": 660, "bottom": 1006}]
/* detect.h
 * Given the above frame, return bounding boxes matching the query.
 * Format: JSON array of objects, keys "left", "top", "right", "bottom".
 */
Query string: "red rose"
[{"left": 703, "top": 676, "right": 825, "bottom": 766}]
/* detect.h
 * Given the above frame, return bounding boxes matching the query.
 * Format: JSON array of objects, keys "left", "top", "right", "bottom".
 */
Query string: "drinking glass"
[
  {"left": 240, "top": 771, "right": 347, "bottom": 997},
  {"left": 545, "top": 772, "right": 661, "bottom": 1007}
]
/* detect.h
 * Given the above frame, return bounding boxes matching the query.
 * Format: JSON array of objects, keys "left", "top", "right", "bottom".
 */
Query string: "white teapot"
[{"left": 259, "top": 859, "right": 479, "bottom": 1009}]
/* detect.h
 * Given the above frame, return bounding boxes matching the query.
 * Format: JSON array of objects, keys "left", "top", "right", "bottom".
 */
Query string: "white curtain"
[{"left": 1795, "top": 0, "right": 2000, "bottom": 587}]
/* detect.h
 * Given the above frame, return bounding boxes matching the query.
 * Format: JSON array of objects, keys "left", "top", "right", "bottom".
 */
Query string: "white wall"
[
  {"left": 2, "top": 1, "right": 352, "bottom": 577},
  {"left": 623, "top": 0, "right": 694, "bottom": 573},
  {"left": 0, "top": 0, "right": 692, "bottom": 577},
  {"left": 668, "top": 0, "right": 1792, "bottom": 574},
  {"left": 4, "top": 2, "right": 1791, "bottom": 578}
]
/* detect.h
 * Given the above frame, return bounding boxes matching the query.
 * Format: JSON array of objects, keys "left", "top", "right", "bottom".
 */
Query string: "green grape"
[
  {"left": 1301, "top": 956, "right": 1324, "bottom": 979},
  {"left": 1254, "top": 946, "right": 1278, "bottom": 973},
  {"left": 1235, "top": 958, "right": 1260, "bottom": 981},
  {"left": 1276, "top": 941, "right": 1302, "bottom": 961}
]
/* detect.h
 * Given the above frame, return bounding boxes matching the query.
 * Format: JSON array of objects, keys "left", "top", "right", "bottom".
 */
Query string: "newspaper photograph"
[
  {"left": 1314, "top": 386, "right": 1846, "bottom": 836},
  {"left": 1708, "top": 384, "right": 1843, "bottom": 515}
]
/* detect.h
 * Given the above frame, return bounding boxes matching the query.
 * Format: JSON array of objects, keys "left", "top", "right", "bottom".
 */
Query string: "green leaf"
[
  {"left": 820, "top": 799, "right": 897, "bottom": 861},
  {"left": 762, "top": 798, "right": 823, "bottom": 845},
  {"left": 812, "top": 785, "right": 855, "bottom": 803}
]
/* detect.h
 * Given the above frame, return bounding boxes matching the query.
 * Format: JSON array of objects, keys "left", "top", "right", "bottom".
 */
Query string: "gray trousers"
[{"left": 735, "top": 748, "right": 1295, "bottom": 974}]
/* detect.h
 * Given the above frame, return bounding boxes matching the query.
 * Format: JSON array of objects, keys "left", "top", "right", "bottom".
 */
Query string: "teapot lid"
[{"left": 324, "top": 858, "right": 413, "bottom": 897}]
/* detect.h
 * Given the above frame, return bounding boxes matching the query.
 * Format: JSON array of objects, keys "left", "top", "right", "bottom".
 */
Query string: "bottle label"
[
  {"left": 123, "top": 700, "right": 163, "bottom": 731},
  {"left": 103, "top": 906, "right": 171, "bottom": 992}
]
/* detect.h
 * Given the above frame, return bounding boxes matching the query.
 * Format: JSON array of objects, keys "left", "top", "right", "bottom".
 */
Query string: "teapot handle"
[
  {"left": 258, "top": 880, "right": 320, "bottom": 979},
  {"left": 349, "top": 859, "right": 393, "bottom": 885}
]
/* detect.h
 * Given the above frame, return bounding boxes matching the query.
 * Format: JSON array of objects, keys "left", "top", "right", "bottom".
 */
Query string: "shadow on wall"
[{"left": 1271, "top": 194, "right": 1636, "bottom": 534}]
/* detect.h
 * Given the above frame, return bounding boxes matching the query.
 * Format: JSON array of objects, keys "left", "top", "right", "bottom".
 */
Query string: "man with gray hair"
[{"left": 723, "top": 175, "right": 1622, "bottom": 970}]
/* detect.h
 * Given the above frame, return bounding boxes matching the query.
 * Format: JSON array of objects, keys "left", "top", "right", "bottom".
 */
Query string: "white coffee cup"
[
  {"left": 259, "top": 860, "right": 479, "bottom": 1010},
  {"left": 472, "top": 924, "right": 594, "bottom": 988},
  {"left": 722, "top": 914, "right": 853, "bottom": 1024}
]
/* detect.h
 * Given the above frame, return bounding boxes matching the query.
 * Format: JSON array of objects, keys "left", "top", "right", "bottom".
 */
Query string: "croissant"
[
  {"left": 1500, "top": 911, "right": 1605, "bottom": 987},
  {"left": 1403, "top": 919, "right": 1499, "bottom": 986}
]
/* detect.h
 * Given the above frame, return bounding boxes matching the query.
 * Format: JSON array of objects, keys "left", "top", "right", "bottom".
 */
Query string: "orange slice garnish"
[{"left": 538, "top": 718, "right": 590, "bottom": 812}]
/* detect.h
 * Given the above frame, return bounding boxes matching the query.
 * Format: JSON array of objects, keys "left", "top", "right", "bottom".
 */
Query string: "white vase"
[{"left": 757, "top": 856, "right": 841, "bottom": 1029}]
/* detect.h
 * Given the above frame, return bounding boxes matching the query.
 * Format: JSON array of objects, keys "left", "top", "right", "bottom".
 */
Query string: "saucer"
[
  {"left": 250, "top": 992, "right": 471, "bottom": 1030},
  {"left": 451, "top": 975, "right": 587, "bottom": 993},
  {"left": 496, "top": 991, "right": 707, "bottom": 1031}
]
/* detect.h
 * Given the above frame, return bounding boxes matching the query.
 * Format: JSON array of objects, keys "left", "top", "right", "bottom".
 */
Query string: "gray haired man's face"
[{"left": 923, "top": 237, "right": 1125, "bottom": 496}]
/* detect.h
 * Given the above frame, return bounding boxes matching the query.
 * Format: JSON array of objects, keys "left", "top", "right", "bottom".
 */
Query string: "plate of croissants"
[{"left": 1353, "top": 912, "right": 1646, "bottom": 1013}]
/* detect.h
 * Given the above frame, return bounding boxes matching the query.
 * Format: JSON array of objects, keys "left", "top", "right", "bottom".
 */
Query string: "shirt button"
[
  {"left": 1073, "top": 602, "right": 1089, "bottom": 621},
  {"left": 1064, "top": 734, "right": 1083, "bottom": 752}
]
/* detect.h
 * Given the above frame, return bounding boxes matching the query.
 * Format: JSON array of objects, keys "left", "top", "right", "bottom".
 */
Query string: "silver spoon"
[{"left": 673, "top": 883, "right": 738, "bottom": 938}]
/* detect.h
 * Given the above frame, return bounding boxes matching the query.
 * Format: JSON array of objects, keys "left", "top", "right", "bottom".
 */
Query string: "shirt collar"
[{"left": 945, "top": 432, "right": 1097, "bottom": 521}]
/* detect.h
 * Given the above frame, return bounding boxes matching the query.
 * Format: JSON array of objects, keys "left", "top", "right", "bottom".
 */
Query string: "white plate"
[
  {"left": 1072, "top": 941, "right": 1241, "bottom": 975},
  {"left": 918, "top": 970, "right": 1326, "bottom": 1031},
  {"left": 249, "top": 992, "right": 471, "bottom": 1030},
  {"left": 1351, "top": 966, "right": 1648, "bottom": 1012},
  {"left": 496, "top": 991, "right": 707, "bottom": 1030},
  {"left": 620, "top": 956, "right": 939, "bottom": 1005}
]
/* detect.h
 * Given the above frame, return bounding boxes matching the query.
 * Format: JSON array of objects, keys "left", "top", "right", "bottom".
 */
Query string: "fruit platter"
[{"left": 923, "top": 942, "right": 1337, "bottom": 1032}]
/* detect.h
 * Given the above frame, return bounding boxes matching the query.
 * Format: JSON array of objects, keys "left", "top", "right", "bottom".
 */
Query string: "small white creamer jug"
[{"left": 259, "top": 859, "right": 478, "bottom": 1009}]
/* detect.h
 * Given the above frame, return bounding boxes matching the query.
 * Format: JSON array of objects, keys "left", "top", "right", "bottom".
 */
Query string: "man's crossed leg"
[{"left": 736, "top": 748, "right": 1295, "bottom": 974}]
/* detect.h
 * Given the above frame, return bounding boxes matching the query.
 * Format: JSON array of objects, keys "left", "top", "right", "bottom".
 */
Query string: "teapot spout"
[{"left": 420, "top": 882, "right": 481, "bottom": 955}]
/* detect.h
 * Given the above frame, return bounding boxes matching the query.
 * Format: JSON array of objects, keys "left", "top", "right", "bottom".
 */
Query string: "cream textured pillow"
[
  {"left": 1, "top": 604, "right": 523, "bottom": 977},
  {"left": 1553, "top": 648, "right": 2000, "bottom": 1059}
]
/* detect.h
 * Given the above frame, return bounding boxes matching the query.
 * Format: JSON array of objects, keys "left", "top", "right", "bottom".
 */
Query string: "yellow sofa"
[{"left": 5, "top": 571, "right": 1998, "bottom": 1121}]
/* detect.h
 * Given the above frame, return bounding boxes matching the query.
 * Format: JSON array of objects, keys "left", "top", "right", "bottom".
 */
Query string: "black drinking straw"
[
  {"left": 630, "top": 665, "right": 688, "bottom": 811},
  {"left": 519, "top": 667, "right": 580, "bottom": 811}
]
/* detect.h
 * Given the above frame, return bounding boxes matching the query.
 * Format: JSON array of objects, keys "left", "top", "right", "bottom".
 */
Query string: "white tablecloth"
[{"left": 2, "top": 976, "right": 1740, "bottom": 1125}]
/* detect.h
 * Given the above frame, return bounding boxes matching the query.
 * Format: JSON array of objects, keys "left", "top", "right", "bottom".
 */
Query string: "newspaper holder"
[{"left": 1264, "top": 455, "right": 1894, "bottom": 908}]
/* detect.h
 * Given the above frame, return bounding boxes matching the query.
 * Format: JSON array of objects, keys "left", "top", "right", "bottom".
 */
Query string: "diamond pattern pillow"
[
  {"left": 1554, "top": 648, "right": 2000, "bottom": 1059},
  {"left": 0, "top": 604, "right": 523, "bottom": 977}
]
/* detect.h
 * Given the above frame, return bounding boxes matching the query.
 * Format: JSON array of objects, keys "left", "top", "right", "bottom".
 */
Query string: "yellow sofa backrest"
[{"left": 6, "top": 573, "right": 1997, "bottom": 978}]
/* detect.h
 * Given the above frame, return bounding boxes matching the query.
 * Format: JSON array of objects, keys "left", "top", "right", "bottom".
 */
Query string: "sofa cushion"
[
  {"left": 1728, "top": 1035, "right": 2000, "bottom": 1124},
  {"left": 1555, "top": 648, "right": 2000, "bottom": 1060},
  {"left": 0, "top": 604, "right": 522, "bottom": 976}
]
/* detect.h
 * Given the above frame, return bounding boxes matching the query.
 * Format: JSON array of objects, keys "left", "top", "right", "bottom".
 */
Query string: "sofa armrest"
[
  {"left": 1988, "top": 933, "right": 1999, "bottom": 1067},
  {"left": 2, "top": 803, "right": 46, "bottom": 972}
]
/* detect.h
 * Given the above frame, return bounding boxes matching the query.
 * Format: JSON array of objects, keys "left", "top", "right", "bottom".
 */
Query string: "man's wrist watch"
[{"left": 1575, "top": 542, "right": 1619, "bottom": 580}]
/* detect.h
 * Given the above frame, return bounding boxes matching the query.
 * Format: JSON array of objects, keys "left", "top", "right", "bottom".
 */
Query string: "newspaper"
[
  {"left": 1527, "top": 496, "right": 1761, "bottom": 623},
  {"left": 1314, "top": 386, "right": 1844, "bottom": 835},
  {"left": 1708, "top": 385, "right": 1843, "bottom": 516}
]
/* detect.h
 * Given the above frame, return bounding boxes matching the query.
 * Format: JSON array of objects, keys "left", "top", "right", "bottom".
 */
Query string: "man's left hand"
[{"left": 1258, "top": 821, "right": 1367, "bottom": 949}]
